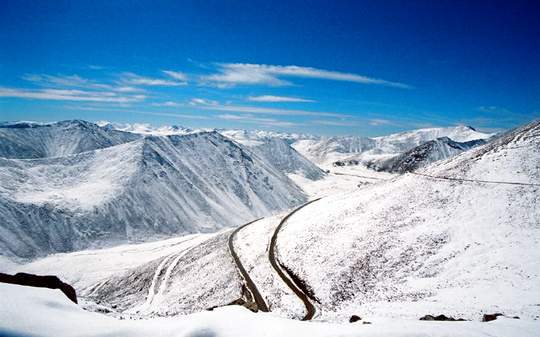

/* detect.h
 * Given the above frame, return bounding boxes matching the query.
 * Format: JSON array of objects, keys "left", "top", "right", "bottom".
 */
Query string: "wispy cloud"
[
  {"left": 162, "top": 70, "right": 188, "bottom": 82},
  {"left": 217, "top": 114, "right": 297, "bottom": 127},
  {"left": 189, "top": 98, "right": 218, "bottom": 106},
  {"left": 312, "top": 118, "right": 394, "bottom": 127},
  {"left": 368, "top": 118, "right": 393, "bottom": 126},
  {"left": 151, "top": 101, "right": 181, "bottom": 107},
  {"left": 0, "top": 87, "right": 145, "bottom": 103},
  {"left": 477, "top": 106, "right": 513, "bottom": 114},
  {"left": 201, "top": 63, "right": 412, "bottom": 89},
  {"left": 190, "top": 99, "right": 349, "bottom": 118},
  {"left": 311, "top": 120, "right": 360, "bottom": 127},
  {"left": 23, "top": 73, "right": 144, "bottom": 93},
  {"left": 120, "top": 72, "right": 186, "bottom": 86},
  {"left": 247, "top": 95, "right": 315, "bottom": 103}
]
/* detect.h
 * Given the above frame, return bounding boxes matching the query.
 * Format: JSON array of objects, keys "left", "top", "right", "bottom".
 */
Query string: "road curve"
[
  {"left": 269, "top": 198, "right": 322, "bottom": 321},
  {"left": 228, "top": 218, "right": 269, "bottom": 312}
]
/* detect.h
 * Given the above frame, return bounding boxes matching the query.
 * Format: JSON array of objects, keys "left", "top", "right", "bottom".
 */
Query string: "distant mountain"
[
  {"left": 356, "top": 137, "right": 486, "bottom": 173},
  {"left": 292, "top": 136, "right": 377, "bottom": 166},
  {"left": 371, "top": 125, "right": 493, "bottom": 153},
  {"left": 97, "top": 121, "right": 495, "bottom": 169},
  {"left": 291, "top": 125, "right": 493, "bottom": 166},
  {"left": 0, "top": 130, "right": 306, "bottom": 258},
  {"left": 0, "top": 120, "right": 140, "bottom": 159},
  {"left": 97, "top": 121, "right": 195, "bottom": 136}
]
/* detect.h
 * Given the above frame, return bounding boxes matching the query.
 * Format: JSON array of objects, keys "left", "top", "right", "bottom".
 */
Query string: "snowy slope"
[
  {"left": 0, "top": 120, "right": 140, "bottom": 159},
  {"left": 4, "top": 283, "right": 538, "bottom": 337},
  {"left": 0, "top": 131, "right": 307, "bottom": 258},
  {"left": 362, "top": 137, "right": 486, "bottom": 173},
  {"left": 278, "top": 119, "right": 540, "bottom": 320}
]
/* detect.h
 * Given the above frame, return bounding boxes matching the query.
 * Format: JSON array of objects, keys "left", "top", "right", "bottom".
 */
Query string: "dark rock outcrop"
[
  {"left": 0, "top": 272, "right": 77, "bottom": 304},
  {"left": 482, "top": 313, "right": 504, "bottom": 322},
  {"left": 349, "top": 315, "right": 362, "bottom": 323},
  {"left": 419, "top": 314, "right": 466, "bottom": 321}
]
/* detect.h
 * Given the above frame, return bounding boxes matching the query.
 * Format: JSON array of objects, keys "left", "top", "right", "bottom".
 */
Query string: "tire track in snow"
[
  {"left": 152, "top": 234, "right": 216, "bottom": 305},
  {"left": 269, "top": 198, "right": 322, "bottom": 321},
  {"left": 137, "top": 253, "right": 175, "bottom": 311},
  {"left": 228, "top": 218, "right": 269, "bottom": 312},
  {"left": 131, "top": 234, "right": 212, "bottom": 313}
]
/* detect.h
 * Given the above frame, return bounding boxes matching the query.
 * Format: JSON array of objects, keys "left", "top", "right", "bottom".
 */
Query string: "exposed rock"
[
  {"left": 349, "top": 315, "right": 362, "bottom": 323},
  {"left": 482, "top": 313, "right": 504, "bottom": 322},
  {"left": 419, "top": 314, "right": 466, "bottom": 321},
  {"left": 0, "top": 272, "right": 77, "bottom": 303}
]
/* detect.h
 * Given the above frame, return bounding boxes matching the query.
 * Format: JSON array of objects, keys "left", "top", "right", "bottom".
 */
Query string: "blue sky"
[{"left": 0, "top": 0, "right": 538, "bottom": 136}]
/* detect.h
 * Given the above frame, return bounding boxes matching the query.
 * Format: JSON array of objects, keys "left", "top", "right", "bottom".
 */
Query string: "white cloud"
[
  {"left": 0, "top": 87, "right": 145, "bottom": 103},
  {"left": 368, "top": 118, "right": 393, "bottom": 126},
  {"left": 189, "top": 99, "right": 348, "bottom": 118},
  {"left": 311, "top": 120, "right": 360, "bottom": 127},
  {"left": 312, "top": 118, "right": 395, "bottom": 127},
  {"left": 22, "top": 73, "right": 145, "bottom": 93},
  {"left": 189, "top": 98, "right": 218, "bottom": 106},
  {"left": 152, "top": 101, "right": 180, "bottom": 107},
  {"left": 217, "top": 114, "right": 297, "bottom": 127},
  {"left": 247, "top": 95, "right": 314, "bottom": 103},
  {"left": 120, "top": 72, "right": 186, "bottom": 86},
  {"left": 162, "top": 70, "right": 188, "bottom": 82},
  {"left": 201, "top": 63, "right": 412, "bottom": 89}
]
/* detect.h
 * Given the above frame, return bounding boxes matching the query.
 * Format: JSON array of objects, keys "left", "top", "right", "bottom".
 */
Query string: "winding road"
[
  {"left": 332, "top": 171, "right": 385, "bottom": 180},
  {"left": 228, "top": 218, "right": 269, "bottom": 312},
  {"left": 269, "top": 198, "right": 322, "bottom": 321}
]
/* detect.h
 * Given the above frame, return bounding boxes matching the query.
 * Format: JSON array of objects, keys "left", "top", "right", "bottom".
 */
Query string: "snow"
[{"left": 1, "top": 282, "right": 538, "bottom": 337}]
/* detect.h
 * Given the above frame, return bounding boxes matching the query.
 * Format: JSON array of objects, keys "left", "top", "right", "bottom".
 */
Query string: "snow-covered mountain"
[
  {"left": 97, "top": 121, "right": 196, "bottom": 136},
  {"left": 221, "top": 130, "right": 325, "bottom": 180},
  {"left": 357, "top": 137, "right": 486, "bottom": 173},
  {"left": 292, "top": 136, "right": 377, "bottom": 166},
  {"left": 0, "top": 131, "right": 307, "bottom": 258},
  {"left": 371, "top": 125, "right": 492, "bottom": 153},
  {"left": 26, "top": 119, "right": 539, "bottom": 322},
  {"left": 292, "top": 125, "right": 493, "bottom": 166},
  {"left": 0, "top": 120, "right": 140, "bottom": 159},
  {"left": 250, "top": 138, "right": 325, "bottom": 180}
]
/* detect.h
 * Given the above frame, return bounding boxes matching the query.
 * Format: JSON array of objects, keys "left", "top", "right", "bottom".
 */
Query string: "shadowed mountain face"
[{"left": 0, "top": 122, "right": 307, "bottom": 259}]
